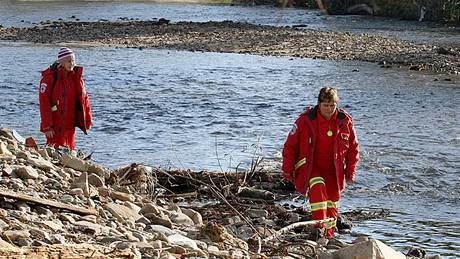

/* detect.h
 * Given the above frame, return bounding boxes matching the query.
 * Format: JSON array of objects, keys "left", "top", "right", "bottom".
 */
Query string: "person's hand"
[{"left": 45, "top": 130, "right": 55, "bottom": 138}]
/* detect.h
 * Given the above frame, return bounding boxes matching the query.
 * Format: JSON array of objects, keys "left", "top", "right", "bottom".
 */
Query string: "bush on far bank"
[{"left": 234, "top": 0, "right": 460, "bottom": 23}]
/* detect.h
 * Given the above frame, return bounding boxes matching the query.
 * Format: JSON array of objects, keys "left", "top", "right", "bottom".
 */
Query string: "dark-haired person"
[
  {"left": 282, "top": 87, "right": 359, "bottom": 244},
  {"left": 39, "top": 47, "right": 93, "bottom": 150}
]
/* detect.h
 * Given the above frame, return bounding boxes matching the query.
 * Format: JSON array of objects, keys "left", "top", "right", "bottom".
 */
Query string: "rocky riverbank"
[
  {"left": 1, "top": 19, "right": 459, "bottom": 75},
  {"left": 0, "top": 127, "right": 431, "bottom": 258}
]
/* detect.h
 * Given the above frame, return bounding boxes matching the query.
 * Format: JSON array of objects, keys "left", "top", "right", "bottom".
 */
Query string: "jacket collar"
[{"left": 308, "top": 105, "right": 345, "bottom": 121}]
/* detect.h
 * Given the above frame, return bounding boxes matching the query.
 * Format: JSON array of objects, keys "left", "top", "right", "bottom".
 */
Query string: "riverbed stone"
[
  {"left": 181, "top": 208, "right": 203, "bottom": 226},
  {"left": 70, "top": 172, "right": 90, "bottom": 197},
  {"left": 319, "top": 239, "right": 406, "bottom": 259},
  {"left": 28, "top": 157, "right": 55, "bottom": 172},
  {"left": 0, "top": 142, "right": 13, "bottom": 156},
  {"left": 111, "top": 191, "right": 135, "bottom": 202},
  {"left": 14, "top": 165, "right": 38, "bottom": 180},
  {"left": 139, "top": 203, "right": 161, "bottom": 215},
  {"left": 104, "top": 202, "right": 142, "bottom": 223},
  {"left": 144, "top": 213, "right": 172, "bottom": 228},
  {"left": 146, "top": 225, "right": 175, "bottom": 237},
  {"left": 88, "top": 173, "right": 105, "bottom": 187},
  {"left": 60, "top": 154, "right": 89, "bottom": 172},
  {"left": 167, "top": 233, "right": 198, "bottom": 251},
  {"left": 170, "top": 212, "right": 194, "bottom": 226},
  {"left": 2, "top": 230, "right": 30, "bottom": 242}
]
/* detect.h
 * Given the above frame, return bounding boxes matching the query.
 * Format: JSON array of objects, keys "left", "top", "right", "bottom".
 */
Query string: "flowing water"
[{"left": 0, "top": 1, "right": 459, "bottom": 257}]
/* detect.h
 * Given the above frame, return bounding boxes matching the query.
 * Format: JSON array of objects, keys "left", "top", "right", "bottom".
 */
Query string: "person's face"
[
  {"left": 61, "top": 56, "right": 75, "bottom": 72},
  {"left": 319, "top": 100, "right": 337, "bottom": 120}
]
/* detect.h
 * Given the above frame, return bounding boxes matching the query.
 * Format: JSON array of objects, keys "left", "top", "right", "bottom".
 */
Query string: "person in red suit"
[
  {"left": 282, "top": 87, "right": 359, "bottom": 242},
  {"left": 39, "top": 47, "right": 93, "bottom": 150}
]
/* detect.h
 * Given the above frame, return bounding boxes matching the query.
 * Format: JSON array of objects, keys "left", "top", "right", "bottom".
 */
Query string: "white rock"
[
  {"left": 60, "top": 154, "right": 89, "bottom": 172},
  {"left": 170, "top": 212, "right": 194, "bottom": 225},
  {"left": 104, "top": 202, "right": 142, "bottom": 223},
  {"left": 0, "top": 142, "right": 12, "bottom": 156},
  {"left": 28, "top": 157, "right": 55, "bottom": 171},
  {"left": 320, "top": 239, "right": 406, "bottom": 259},
  {"left": 167, "top": 233, "right": 198, "bottom": 251},
  {"left": 147, "top": 225, "right": 175, "bottom": 237},
  {"left": 181, "top": 208, "right": 203, "bottom": 226}
]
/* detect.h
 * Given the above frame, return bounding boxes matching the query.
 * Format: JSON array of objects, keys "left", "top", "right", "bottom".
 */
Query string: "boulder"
[{"left": 320, "top": 239, "right": 406, "bottom": 259}]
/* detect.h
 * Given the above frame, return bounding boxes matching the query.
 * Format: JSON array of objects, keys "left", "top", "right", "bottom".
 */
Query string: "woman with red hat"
[{"left": 39, "top": 47, "right": 93, "bottom": 150}]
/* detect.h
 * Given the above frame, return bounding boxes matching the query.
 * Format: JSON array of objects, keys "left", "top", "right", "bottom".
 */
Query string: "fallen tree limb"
[
  {"left": 263, "top": 218, "right": 335, "bottom": 243},
  {"left": 0, "top": 189, "right": 97, "bottom": 215},
  {"left": 156, "top": 191, "right": 198, "bottom": 199}
]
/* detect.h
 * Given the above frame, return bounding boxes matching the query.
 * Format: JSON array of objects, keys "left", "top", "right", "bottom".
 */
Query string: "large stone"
[
  {"left": 105, "top": 203, "right": 142, "bottom": 223},
  {"left": 28, "top": 157, "right": 55, "bottom": 172},
  {"left": 110, "top": 191, "right": 135, "bottom": 202},
  {"left": 170, "top": 212, "right": 194, "bottom": 226},
  {"left": 144, "top": 213, "right": 172, "bottom": 228},
  {"left": 146, "top": 225, "right": 175, "bottom": 237},
  {"left": 88, "top": 173, "right": 105, "bottom": 187},
  {"left": 87, "top": 163, "right": 110, "bottom": 180},
  {"left": 123, "top": 201, "right": 141, "bottom": 213},
  {"left": 71, "top": 172, "right": 90, "bottom": 197},
  {"left": 320, "top": 239, "right": 406, "bottom": 259},
  {"left": 139, "top": 203, "right": 161, "bottom": 215},
  {"left": 29, "top": 228, "right": 51, "bottom": 241},
  {"left": 0, "top": 237, "right": 20, "bottom": 251},
  {"left": 74, "top": 220, "right": 112, "bottom": 235},
  {"left": 0, "top": 142, "right": 12, "bottom": 156},
  {"left": 167, "top": 234, "right": 198, "bottom": 251},
  {"left": 40, "top": 221, "right": 63, "bottom": 232},
  {"left": 2, "top": 164, "right": 13, "bottom": 176},
  {"left": 247, "top": 209, "right": 268, "bottom": 218},
  {"left": 2, "top": 230, "right": 30, "bottom": 242},
  {"left": 14, "top": 165, "right": 39, "bottom": 180},
  {"left": 181, "top": 208, "right": 203, "bottom": 226},
  {"left": 60, "top": 154, "right": 89, "bottom": 172}
]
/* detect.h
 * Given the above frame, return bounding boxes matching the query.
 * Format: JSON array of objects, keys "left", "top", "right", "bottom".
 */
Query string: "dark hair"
[{"left": 318, "top": 87, "right": 339, "bottom": 103}]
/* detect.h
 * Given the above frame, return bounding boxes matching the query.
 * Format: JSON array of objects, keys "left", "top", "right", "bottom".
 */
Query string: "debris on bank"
[{"left": 0, "top": 128, "right": 430, "bottom": 258}]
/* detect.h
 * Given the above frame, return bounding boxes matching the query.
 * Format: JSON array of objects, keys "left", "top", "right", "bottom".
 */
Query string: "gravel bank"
[{"left": 1, "top": 20, "right": 459, "bottom": 74}]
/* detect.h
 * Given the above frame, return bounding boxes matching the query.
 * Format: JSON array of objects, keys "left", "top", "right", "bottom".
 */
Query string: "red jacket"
[
  {"left": 282, "top": 106, "right": 359, "bottom": 194},
  {"left": 39, "top": 65, "right": 93, "bottom": 135}
]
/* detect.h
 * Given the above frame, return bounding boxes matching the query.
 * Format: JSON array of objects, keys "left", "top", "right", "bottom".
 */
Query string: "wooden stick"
[
  {"left": 0, "top": 189, "right": 97, "bottom": 215},
  {"left": 156, "top": 191, "right": 198, "bottom": 199},
  {"left": 263, "top": 218, "right": 335, "bottom": 242}
]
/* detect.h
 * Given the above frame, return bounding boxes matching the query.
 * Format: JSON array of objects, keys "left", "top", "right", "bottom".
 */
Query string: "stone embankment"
[
  {"left": 0, "top": 127, "right": 427, "bottom": 258},
  {"left": 0, "top": 20, "right": 459, "bottom": 75}
]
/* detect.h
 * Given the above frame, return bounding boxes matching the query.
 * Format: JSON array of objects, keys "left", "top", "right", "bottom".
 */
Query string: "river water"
[{"left": 1, "top": 1, "right": 459, "bottom": 257}]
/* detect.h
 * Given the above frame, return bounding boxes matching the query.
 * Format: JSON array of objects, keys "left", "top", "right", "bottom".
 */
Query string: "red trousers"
[
  {"left": 308, "top": 170, "right": 340, "bottom": 238},
  {"left": 46, "top": 129, "right": 76, "bottom": 150}
]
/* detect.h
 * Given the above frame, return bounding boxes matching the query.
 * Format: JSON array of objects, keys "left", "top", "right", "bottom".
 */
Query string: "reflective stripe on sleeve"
[{"left": 295, "top": 158, "right": 306, "bottom": 170}]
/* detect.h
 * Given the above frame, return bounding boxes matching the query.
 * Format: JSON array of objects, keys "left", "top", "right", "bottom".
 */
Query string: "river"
[{"left": 0, "top": 1, "right": 459, "bottom": 257}]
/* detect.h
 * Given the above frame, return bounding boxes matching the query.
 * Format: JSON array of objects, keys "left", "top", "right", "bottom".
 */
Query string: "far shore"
[{"left": 1, "top": 19, "right": 459, "bottom": 74}]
